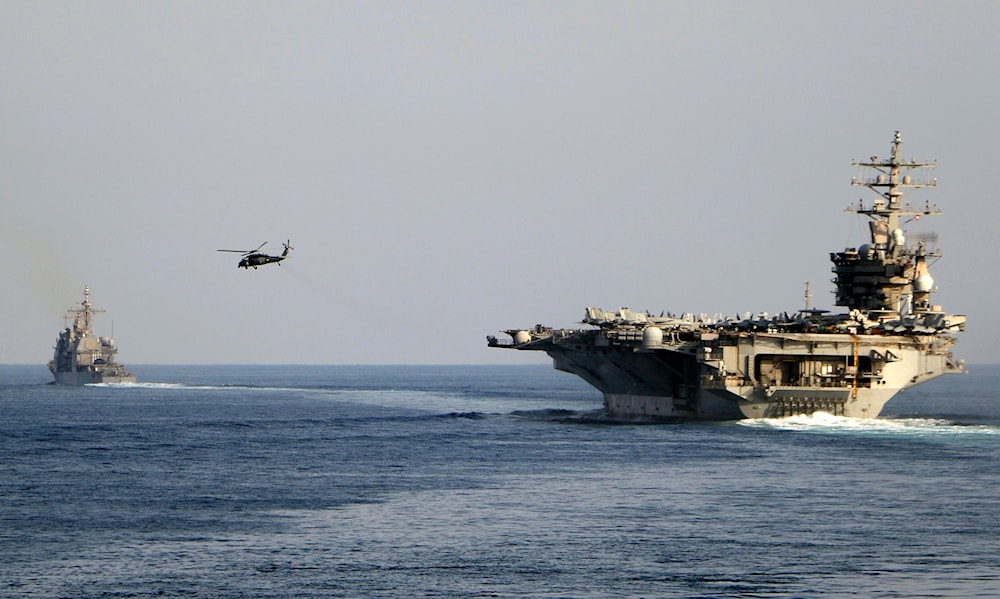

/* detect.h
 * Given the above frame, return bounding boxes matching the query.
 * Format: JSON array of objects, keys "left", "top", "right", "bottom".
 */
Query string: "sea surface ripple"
[{"left": 2, "top": 364, "right": 999, "bottom": 598}]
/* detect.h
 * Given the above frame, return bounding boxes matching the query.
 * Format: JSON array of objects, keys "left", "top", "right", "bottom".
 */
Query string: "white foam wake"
[{"left": 739, "top": 411, "right": 1000, "bottom": 438}]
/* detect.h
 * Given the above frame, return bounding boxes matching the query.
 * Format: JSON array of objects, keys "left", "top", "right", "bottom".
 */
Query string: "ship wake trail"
[
  {"left": 739, "top": 412, "right": 1000, "bottom": 439},
  {"left": 90, "top": 381, "right": 323, "bottom": 393},
  {"left": 510, "top": 408, "right": 611, "bottom": 423}
]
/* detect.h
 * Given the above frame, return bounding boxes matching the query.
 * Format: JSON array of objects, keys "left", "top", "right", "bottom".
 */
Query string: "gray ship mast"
[
  {"left": 849, "top": 130, "right": 940, "bottom": 233},
  {"left": 65, "top": 285, "right": 104, "bottom": 337},
  {"left": 834, "top": 131, "right": 943, "bottom": 314}
]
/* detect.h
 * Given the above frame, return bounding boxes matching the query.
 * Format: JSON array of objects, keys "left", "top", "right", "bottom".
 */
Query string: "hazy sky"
[{"left": 3, "top": 1, "right": 998, "bottom": 365}]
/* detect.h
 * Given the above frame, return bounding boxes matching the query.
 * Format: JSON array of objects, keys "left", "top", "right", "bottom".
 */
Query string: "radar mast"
[{"left": 834, "top": 132, "right": 944, "bottom": 312}]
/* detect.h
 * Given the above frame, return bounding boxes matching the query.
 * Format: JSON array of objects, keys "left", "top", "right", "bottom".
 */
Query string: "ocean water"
[{"left": 1, "top": 364, "right": 999, "bottom": 598}]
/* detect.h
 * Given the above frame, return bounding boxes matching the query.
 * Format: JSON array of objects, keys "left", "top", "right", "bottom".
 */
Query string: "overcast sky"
[{"left": 2, "top": 1, "right": 998, "bottom": 365}]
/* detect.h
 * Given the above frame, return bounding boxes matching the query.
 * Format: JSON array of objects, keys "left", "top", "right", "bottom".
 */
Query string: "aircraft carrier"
[
  {"left": 48, "top": 286, "right": 136, "bottom": 385},
  {"left": 488, "top": 132, "right": 965, "bottom": 420}
]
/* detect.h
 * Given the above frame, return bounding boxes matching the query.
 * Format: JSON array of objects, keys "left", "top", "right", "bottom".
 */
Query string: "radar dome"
[
  {"left": 513, "top": 331, "right": 531, "bottom": 345},
  {"left": 642, "top": 327, "right": 664, "bottom": 349},
  {"left": 913, "top": 273, "right": 934, "bottom": 292}
]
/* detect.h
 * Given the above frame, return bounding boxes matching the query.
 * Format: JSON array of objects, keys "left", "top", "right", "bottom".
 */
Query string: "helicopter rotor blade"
[{"left": 219, "top": 241, "right": 267, "bottom": 255}]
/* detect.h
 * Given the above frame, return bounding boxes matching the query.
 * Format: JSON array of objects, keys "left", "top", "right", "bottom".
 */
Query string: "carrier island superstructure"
[
  {"left": 488, "top": 132, "right": 965, "bottom": 420},
  {"left": 48, "top": 286, "right": 136, "bottom": 385}
]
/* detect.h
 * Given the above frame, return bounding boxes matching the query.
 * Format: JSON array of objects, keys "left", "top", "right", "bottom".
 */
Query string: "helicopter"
[{"left": 218, "top": 240, "right": 293, "bottom": 269}]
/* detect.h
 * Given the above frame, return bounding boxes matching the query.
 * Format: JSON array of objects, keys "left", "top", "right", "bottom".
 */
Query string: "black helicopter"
[{"left": 218, "top": 240, "right": 293, "bottom": 269}]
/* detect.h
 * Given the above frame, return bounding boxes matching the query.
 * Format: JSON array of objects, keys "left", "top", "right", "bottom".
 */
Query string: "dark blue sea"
[{"left": 2, "top": 364, "right": 998, "bottom": 598}]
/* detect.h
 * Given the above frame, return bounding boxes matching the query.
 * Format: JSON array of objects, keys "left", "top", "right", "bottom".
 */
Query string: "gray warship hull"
[
  {"left": 526, "top": 329, "right": 960, "bottom": 421},
  {"left": 489, "top": 132, "right": 965, "bottom": 421},
  {"left": 50, "top": 369, "right": 136, "bottom": 386}
]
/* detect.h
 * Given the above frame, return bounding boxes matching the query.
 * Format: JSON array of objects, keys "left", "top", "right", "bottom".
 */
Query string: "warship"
[
  {"left": 488, "top": 132, "right": 965, "bottom": 420},
  {"left": 48, "top": 286, "right": 136, "bottom": 385}
]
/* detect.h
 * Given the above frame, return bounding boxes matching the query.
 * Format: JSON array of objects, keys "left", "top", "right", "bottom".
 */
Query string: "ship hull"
[
  {"left": 49, "top": 366, "right": 136, "bottom": 386},
  {"left": 539, "top": 331, "right": 961, "bottom": 421},
  {"left": 602, "top": 388, "right": 895, "bottom": 421}
]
